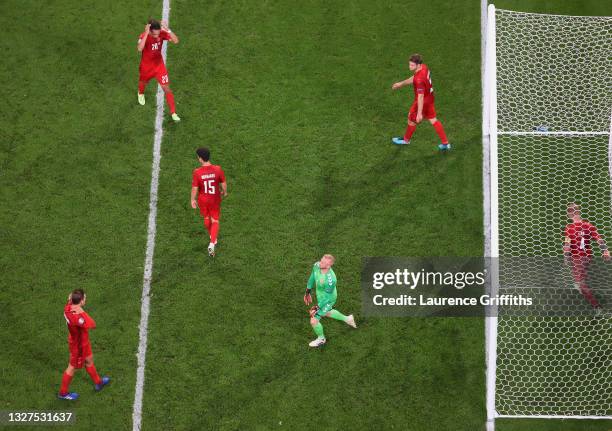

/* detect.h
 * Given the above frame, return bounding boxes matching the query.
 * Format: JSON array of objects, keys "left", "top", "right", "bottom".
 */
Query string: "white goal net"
[{"left": 484, "top": 5, "right": 612, "bottom": 428}]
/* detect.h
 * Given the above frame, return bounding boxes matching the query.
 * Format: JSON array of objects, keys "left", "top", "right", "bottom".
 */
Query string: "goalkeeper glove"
[
  {"left": 309, "top": 305, "right": 320, "bottom": 318},
  {"left": 304, "top": 289, "right": 312, "bottom": 305}
]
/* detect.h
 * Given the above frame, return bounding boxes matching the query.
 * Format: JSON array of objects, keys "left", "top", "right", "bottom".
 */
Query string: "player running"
[
  {"left": 391, "top": 54, "right": 450, "bottom": 150},
  {"left": 137, "top": 19, "right": 181, "bottom": 122},
  {"left": 191, "top": 147, "right": 227, "bottom": 257},
  {"left": 58, "top": 289, "right": 110, "bottom": 400},
  {"left": 563, "top": 203, "right": 610, "bottom": 310},
  {"left": 303, "top": 254, "right": 356, "bottom": 348}
]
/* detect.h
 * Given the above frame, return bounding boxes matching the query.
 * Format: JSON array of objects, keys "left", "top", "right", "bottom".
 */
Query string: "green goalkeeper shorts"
[{"left": 314, "top": 301, "right": 335, "bottom": 320}]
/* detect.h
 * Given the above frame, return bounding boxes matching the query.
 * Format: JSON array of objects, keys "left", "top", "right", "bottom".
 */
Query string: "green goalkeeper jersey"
[{"left": 307, "top": 262, "right": 337, "bottom": 306}]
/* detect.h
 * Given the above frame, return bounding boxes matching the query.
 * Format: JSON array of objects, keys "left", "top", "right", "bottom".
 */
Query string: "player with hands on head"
[
  {"left": 137, "top": 19, "right": 181, "bottom": 122},
  {"left": 304, "top": 254, "right": 356, "bottom": 348}
]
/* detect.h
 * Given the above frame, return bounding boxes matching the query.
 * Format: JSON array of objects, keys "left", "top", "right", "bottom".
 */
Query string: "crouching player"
[
  {"left": 58, "top": 289, "right": 110, "bottom": 400},
  {"left": 303, "top": 254, "right": 356, "bottom": 348}
]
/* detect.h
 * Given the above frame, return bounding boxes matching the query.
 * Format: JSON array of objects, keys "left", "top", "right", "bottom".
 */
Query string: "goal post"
[
  {"left": 484, "top": 4, "right": 499, "bottom": 431},
  {"left": 484, "top": 4, "right": 612, "bottom": 430}
]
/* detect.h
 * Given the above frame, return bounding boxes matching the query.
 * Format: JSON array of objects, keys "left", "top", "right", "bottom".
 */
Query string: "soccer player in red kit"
[
  {"left": 391, "top": 54, "right": 450, "bottom": 150},
  {"left": 58, "top": 289, "right": 110, "bottom": 400},
  {"left": 137, "top": 19, "right": 181, "bottom": 122},
  {"left": 563, "top": 203, "right": 610, "bottom": 310},
  {"left": 191, "top": 147, "right": 227, "bottom": 257}
]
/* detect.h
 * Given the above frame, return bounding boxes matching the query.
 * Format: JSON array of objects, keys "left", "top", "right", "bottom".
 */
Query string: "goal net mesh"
[{"left": 493, "top": 9, "right": 612, "bottom": 417}]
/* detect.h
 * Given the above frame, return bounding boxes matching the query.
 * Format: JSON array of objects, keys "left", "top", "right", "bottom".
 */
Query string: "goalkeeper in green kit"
[{"left": 303, "top": 254, "right": 357, "bottom": 348}]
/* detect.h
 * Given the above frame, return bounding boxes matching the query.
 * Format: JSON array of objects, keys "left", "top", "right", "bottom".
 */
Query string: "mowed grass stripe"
[
  {"left": 0, "top": 0, "right": 173, "bottom": 429},
  {"left": 143, "top": 1, "right": 484, "bottom": 430}
]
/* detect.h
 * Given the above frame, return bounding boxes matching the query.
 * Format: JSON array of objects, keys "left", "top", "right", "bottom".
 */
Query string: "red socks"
[
  {"left": 579, "top": 284, "right": 601, "bottom": 309},
  {"left": 404, "top": 124, "right": 417, "bottom": 141},
  {"left": 59, "top": 366, "right": 102, "bottom": 394},
  {"left": 403, "top": 120, "right": 449, "bottom": 144},
  {"left": 210, "top": 221, "right": 219, "bottom": 244},
  {"left": 204, "top": 218, "right": 219, "bottom": 244},
  {"left": 432, "top": 120, "right": 448, "bottom": 144},
  {"left": 59, "top": 372, "right": 73, "bottom": 395},
  {"left": 204, "top": 218, "right": 212, "bottom": 236},
  {"left": 165, "top": 92, "right": 176, "bottom": 114},
  {"left": 85, "top": 365, "right": 102, "bottom": 385},
  {"left": 138, "top": 84, "right": 176, "bottom": 114}
]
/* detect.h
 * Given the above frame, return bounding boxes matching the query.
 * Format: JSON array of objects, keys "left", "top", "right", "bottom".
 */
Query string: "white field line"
[{"left": 132, "top": 0, "right": 171, "bottom": 429}]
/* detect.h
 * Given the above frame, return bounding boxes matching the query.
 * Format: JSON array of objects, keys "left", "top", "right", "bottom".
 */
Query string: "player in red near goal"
[
  {"left": 391, "top": 54, "right": 450, "bottom": 150},
  {"left": 191, "top": 147, "right": 227, "bottom": 257},
  {"left": 563, "top": 203, "right": 610, "bottom": 311},
  {"left": 137, "top": 19, "right": 181, "bottom": 122}
]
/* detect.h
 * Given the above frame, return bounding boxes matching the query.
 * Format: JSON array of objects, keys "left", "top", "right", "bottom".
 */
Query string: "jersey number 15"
[{"left": 202, "top": 178, "right": 216, "bottom": 194}]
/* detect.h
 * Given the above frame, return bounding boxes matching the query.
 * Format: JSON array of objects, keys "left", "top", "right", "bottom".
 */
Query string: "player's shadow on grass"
[{"left": 314, "top": 147, "right": 427, "bottom": 251}]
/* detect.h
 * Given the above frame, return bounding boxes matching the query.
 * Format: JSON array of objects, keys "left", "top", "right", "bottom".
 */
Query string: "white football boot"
[
  {"left": 138, "top": 93, "right": 145, "bottom": 105},
  {"left": 309, "top": 337, "right": 326, "bottom": 348},
  {"left": 346, "top": 315, "right": 357, "bottom": 328},
  {"left": 208, "top": 242, "right": 215, "bottom": 257}
]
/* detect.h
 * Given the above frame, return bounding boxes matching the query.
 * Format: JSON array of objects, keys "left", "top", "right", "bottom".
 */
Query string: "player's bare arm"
[
  {"left": 161, "top": 20, "right": 179, "bottom": 44},
  {"left": 137, "top": 24, "right": 150, "bottom": 52},
  {"left": 392, "top": 76, "right": 413, "bottom": 90},
  {"left": 221, "top": 181, "right": 227, "bottom": 198},
  {"left": 191, "top": 186, "right": 199, "bottom": 209}
]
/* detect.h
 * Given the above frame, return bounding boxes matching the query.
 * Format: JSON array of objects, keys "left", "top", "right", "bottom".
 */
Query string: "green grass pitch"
[{"left": 0, "top": 0, "right": 610, "bottom": 430}]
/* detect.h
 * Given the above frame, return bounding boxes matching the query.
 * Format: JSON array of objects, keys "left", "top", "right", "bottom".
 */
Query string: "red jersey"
[
  {"left": 413, "top": 64, "right": 434, "bottom": 103},
  {"left": 564, "top": 220, "right": 601, "bottom": 257},
  {"left": 139, "top": 30, "right": 171, "bottom": 70},
  {"left": 64, "top": 302, "right": 96, "bottom": 351},
  {"left": 192, "top": 165, "right": 225, "bottom": 204}
]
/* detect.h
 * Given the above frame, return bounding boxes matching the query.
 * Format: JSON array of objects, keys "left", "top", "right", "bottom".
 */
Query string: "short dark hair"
[
  {"left": 409, "top": 54, "right": 423, "bottom": 64},
  {"left": 71, "top": 289, "right": 85, "bottom": 305},
  {"left": 196, "top": 147, "right": 211, "bottom": 162},
  {"left": 148, "top": 19, "right": 161, "bottom": 30}
]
